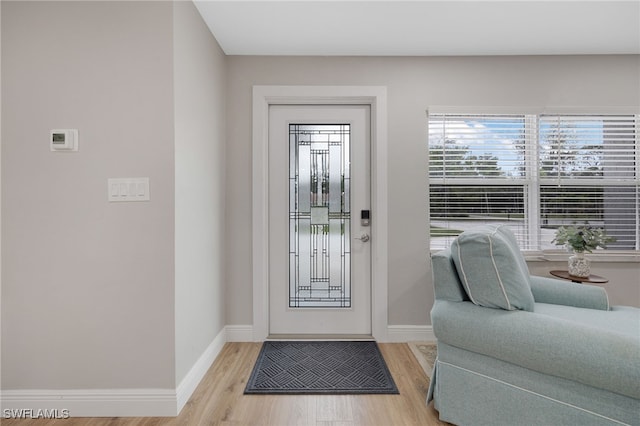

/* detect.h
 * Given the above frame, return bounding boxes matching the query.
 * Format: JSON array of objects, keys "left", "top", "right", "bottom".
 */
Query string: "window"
[{"left": 428, "top": 112, "right": 639, "bottom": 253}]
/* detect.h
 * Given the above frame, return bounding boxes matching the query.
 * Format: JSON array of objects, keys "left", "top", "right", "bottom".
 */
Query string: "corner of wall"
[{"left": 173, "top": 0, "right": 228, "bottom": 391}]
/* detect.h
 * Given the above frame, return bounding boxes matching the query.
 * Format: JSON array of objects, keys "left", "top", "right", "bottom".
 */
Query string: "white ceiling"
[{"left": 194, "top": 0, "right": 640, "bottom": 56}]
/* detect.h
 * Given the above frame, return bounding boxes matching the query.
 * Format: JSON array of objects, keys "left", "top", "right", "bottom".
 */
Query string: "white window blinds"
[
  {"left": 538, "top": 115, "right": 638, "bottom": 251},
  {"left": 429, "top": 114, "right": 531, "bottom": 180},
  {"left": 428, "top": 112, "right": 639, "bottom": 252}
]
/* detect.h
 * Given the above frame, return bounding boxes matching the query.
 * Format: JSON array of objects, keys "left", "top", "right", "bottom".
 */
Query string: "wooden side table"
[{"left": 549, "top": 270, "right": 609, "bottom": 284}]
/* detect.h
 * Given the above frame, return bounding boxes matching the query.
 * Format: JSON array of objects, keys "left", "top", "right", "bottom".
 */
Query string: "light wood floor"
[{"left": 3, "top": 342, "right": 449, "bottom": 426}]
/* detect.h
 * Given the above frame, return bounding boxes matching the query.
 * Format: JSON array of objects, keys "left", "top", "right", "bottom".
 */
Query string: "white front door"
[{"left": 268, "top": 105, "right": 372, "bottom": 336}]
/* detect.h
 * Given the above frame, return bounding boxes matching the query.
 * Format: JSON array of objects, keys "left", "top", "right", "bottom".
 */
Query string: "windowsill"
[{"left": 524, "top": 250, "right": 640, "bottom": 263}]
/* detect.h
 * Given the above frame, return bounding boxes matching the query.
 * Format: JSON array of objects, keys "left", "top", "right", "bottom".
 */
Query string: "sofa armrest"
[
  {"left": 431, "top": 249, "right": 468, "bottom": 302},
  {"left": 529, "top": 275, "right": 609, "bottom": 311}
]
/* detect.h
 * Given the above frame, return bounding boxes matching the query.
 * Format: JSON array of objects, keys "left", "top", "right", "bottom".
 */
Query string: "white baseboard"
[
  {"left": 386, "top": 325, "right": 435, "bottom": 342},
  {"left": 1, "top": 328, "right": 229, "bottom": 418},
  {"left": 222, "top": 324, "right": 434, "bottom": 343},
  {"left": 176, "top": 327, "right": 227, "bottom": 414},
  {"left": 0, "top": 389, "right": 177, "bottom": 418},
  {"left": 225, "top": 324, "right": 254, "bottom": 342}
]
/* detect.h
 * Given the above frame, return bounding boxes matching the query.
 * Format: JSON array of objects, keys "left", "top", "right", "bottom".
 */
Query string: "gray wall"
[
  {"left": 1, "top": 0, "right": 3, "bottom": 388},
  {"left": 2, "top": 0, "right": 175, "bottom": 389},
  {"left": 1, "top": 0, "right": 227, "bottom": 393},
  {"left": 173, "top": 1, "right": 227, "bottom": 386},
  {"left": 225, "top": 55, "right": 640, "bottom": 327}
]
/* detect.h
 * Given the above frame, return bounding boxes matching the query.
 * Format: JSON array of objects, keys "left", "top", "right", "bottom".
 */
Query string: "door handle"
[{"left": 355, "top": 233, "right": 370, "bottom": 243}]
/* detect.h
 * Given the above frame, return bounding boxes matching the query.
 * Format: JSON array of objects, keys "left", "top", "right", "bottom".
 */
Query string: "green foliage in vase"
[{"left": 552, "top": 224, "right": 615, "bottom": 253}]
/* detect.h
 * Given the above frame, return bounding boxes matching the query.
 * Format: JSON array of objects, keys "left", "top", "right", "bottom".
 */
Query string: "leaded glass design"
[{"left": 289, "top": 124, "right": 351, "bottom": 308}]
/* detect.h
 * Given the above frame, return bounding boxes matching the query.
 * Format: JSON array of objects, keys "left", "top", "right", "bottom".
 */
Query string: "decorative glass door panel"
[{"left": 289, "top": 125, "right": 351, "bottom": 308}]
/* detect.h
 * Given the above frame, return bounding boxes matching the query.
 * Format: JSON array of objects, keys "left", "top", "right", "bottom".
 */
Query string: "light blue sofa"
[{"left": 427, "top": 225, "right": 640, "bottom": 426}]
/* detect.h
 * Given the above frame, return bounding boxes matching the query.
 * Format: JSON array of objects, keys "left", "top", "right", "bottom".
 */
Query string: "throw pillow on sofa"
[{"left": 451, "top": 225, "right": 535, "bottom": 311}]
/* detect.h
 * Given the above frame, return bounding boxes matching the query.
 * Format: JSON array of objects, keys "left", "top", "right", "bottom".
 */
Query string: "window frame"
[{"left": 427, "top": 107, "right": 640, "bottom": 261}]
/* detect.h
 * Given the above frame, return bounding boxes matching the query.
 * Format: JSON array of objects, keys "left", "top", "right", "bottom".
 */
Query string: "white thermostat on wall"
[{"left": 50, "top": 129, "right": 78, "bottom": 151}]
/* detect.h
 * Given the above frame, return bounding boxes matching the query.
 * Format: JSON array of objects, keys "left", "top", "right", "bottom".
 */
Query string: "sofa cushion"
[{"left": 451, "top": 225, "right": 535, "bottom": 311}]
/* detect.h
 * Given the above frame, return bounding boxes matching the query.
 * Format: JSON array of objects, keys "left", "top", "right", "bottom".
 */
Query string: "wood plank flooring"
[{"left": 3, "top": 343, "right": 448, "bottom": 426}]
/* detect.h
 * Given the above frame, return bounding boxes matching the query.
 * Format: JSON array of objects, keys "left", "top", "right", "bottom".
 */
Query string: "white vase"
[{"left": 568, "top": 252, "right": 590, "bottom": 278}]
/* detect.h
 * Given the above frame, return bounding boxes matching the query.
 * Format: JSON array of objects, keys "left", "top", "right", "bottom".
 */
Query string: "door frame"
[{"left": 252, "top": 85, "right": 388, "bottom": 341}]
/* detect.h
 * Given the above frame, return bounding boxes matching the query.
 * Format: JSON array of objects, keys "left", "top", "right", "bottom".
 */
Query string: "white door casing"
[
  {"left": 252, "top": 86, "right": 388, "bottom": 341},
  {"left": 268, "top": 105, "right": 371, "bottom": 335}
]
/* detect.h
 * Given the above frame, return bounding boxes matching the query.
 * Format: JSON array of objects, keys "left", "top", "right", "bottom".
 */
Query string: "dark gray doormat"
[{"left": 244, "top": 341, "right": 399, "bottom": 394}]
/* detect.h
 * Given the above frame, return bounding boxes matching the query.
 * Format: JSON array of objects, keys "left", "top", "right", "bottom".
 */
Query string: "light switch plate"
[{"left": 108, "top": 178, "right": 150, "bottom": 202}]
